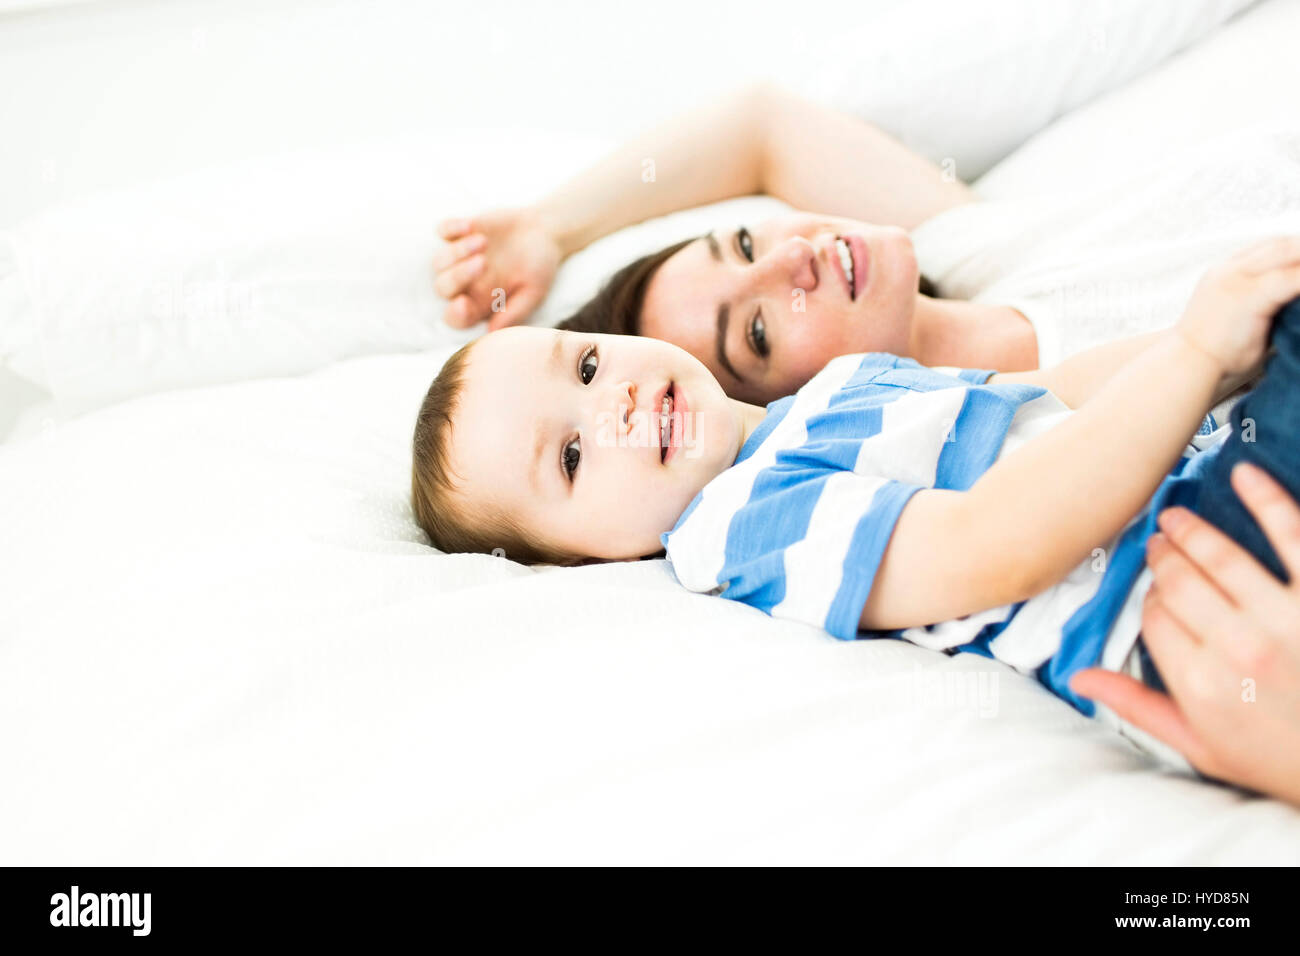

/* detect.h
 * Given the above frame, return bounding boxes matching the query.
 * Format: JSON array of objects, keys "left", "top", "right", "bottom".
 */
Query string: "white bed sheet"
[{"left": 4, "top": 347, "right": 1298, "bottom": 865}]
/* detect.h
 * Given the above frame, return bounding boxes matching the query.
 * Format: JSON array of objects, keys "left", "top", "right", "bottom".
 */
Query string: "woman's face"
[{"left": 640, "top": 213, "right": 919, "bottom": 404}]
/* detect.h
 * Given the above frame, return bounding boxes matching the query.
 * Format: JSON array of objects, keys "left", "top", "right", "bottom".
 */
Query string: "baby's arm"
[
  {"left": 861, "top": 239, "right": 1300, "bottom": 631},
  {"left": 861, "top": 332, "right": 1219, "bottom": 629},
  {"left": 991, "top": 331, "right": 1258, "bottom": 408},
  {"left": 988, "top": 332, "right": 1163, "bottom": 408}
]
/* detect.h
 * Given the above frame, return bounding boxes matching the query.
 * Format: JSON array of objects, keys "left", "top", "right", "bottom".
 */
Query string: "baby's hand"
[{"left": 1177, "top": 237, "right": 1300, "bottom": 377}]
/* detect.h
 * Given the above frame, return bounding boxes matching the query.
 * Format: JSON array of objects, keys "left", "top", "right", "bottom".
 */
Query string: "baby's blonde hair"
[{"left": 411, "top": 340, "right": 573, "bottom": 565}]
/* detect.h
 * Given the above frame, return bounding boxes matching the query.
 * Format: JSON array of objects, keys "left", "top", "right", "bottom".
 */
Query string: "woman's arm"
[
  {"left": 436, "top": 84, "right": 975, "bottom": 328},
  {"left": 538, "top": 83, "right": 976, "bottom": 255},
  {"left": 759, "top": 84, "right": 977, "bottom": 233},
  {"left": 532, "top": 85, "right": 767, "bottom": 258}
]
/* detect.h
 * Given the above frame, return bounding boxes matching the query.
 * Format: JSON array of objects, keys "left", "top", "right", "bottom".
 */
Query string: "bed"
[{"left": 3, "top": 0, "right": 1299, "bottom": 864}]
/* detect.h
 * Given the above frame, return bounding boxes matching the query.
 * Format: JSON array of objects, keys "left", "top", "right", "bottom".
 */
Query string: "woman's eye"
[
  {"left": 578, "top": 346, "right": 599, "bottom": 384},
  {"left": 748, "top": 311, "right": 769, "bottom": 359},
  {"left": 737, "top": 226, "right": 754, "bottom": 262},
  {"left": 563, "top": 438, "right": 581, "bottom": 480},
  {"left": 738, "top": 226, "right": 754, "bottom": 261}
]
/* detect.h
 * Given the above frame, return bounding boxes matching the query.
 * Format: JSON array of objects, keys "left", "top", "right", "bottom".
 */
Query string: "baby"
[{"left": 411, "top": 238, "right": 1300, "bottom": 768}]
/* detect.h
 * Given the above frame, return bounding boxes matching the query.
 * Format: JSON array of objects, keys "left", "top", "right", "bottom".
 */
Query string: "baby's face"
[{"left": 449, "top": 327, "right": 746, "bottom": 560}]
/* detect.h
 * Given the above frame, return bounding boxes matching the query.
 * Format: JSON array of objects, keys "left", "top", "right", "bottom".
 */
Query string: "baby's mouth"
[{"left": 659, "top": 384, "right": 674, "bottom": 463}]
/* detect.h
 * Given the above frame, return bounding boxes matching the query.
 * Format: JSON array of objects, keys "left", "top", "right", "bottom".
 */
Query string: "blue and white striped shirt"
[{"left": 662, "top": 353, "right": 1224, "bottom": 715}]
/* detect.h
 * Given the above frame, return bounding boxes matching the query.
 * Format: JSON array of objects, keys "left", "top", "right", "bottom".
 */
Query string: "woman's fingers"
[
  {"left": 1139, "top": 583, "right": 1210, "bottom": 695},
  {"left": 442, "top": 279, "right": 545, "bottom": 331},
  {"left": 442, "top": 294, "right": 482, "bottom": 329},
  {"left": 432, "top": 233, "right": 487, "bottom": 272},
  {"left": 1152, "top": 469, "right": 1299, "bottom": 644},
  {"left": 1232, "top": 462, "right": 1300, "bottom": 582},
  {"left": 436, "top": 217, "right": 475, "bottom": 241},
  {"left": 486, "top": 285, "right": 543, "bottom": 332},
  {"left": 1235, "top": 235, "right": 1300, "bottom": 274},
  {"left": 1068, "top": 667, "right": 1216, "bottom": 771},
  {"left": 1137, "top": 584, "right": 1220, "bottom": 719},
  {"left": 432, "top": 253, "right": 485, "bottom": 301},
  {"left": 1153, "top": 508, "right": 1263, "bottom": 609},
  {"left": 1145, "top": 530, "right": 1241, "bottom": 641},
  {"left": 1259, "top": 263, "right": 1300, "bottom": 310}
]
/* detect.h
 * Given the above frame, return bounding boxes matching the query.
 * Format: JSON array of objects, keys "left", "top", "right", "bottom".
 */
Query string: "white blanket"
[{"left": 4, "top": 349, "right": 1298, "bottom": 864}]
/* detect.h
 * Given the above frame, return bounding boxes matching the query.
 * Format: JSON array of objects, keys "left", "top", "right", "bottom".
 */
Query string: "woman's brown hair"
[{"left": 557, "top": 237, "right": 694, "bottom": 338}]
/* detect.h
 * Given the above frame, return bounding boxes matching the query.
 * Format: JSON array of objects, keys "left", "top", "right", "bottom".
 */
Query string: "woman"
[
  {"left": 432, "top": 84, "right": 1038, "bottom": 404},
  {"left": 435, "top": 87, "right": 1300, "bottom": 405},
  {"left": 434, "top": 85, "right": 1300, "bottom": 799}
]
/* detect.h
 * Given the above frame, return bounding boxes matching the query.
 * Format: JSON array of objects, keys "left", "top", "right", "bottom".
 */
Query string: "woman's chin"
[
  {"left": 887, "top": 230, "right": 920, "bottom": 288},
  {"left": 873, "top": 241, "right": 919, "bottom": 349}
]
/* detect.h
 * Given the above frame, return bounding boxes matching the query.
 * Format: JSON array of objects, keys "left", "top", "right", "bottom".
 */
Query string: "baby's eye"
[
  {"left": 578, "top": 345, "right": 599, "bottom": 384},
  {"left": 736, "top": 225, "right": 754, "bottom": 262},
  {"left": 748, "top": 311, "right": 769, "bottom": 359},
  {"left": 563, "top": 438, "right": 581, "bottom": 480}
]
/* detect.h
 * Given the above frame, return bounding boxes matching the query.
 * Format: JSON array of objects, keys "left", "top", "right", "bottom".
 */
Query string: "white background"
[{"left": 0, "top": 0, "right": 900, "bottom": 227}]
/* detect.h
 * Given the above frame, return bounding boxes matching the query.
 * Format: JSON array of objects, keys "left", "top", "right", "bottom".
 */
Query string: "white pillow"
[
  {"left": 0, "top": 130, "right": 611, "bottom": 420},
  {"left": 790, "top": 0, "right": 1257, "bottom": 183},
  {"left": 974, "top": 0, "right": 1300, "bottom": 199}
]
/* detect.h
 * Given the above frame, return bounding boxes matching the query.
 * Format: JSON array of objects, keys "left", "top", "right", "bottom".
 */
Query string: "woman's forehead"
[{"left": 640, "top": 241, "right": 714, "bottom": 349}]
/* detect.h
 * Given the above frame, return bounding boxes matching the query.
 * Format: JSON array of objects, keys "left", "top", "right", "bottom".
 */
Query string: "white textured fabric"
[
  {"left": 974, "top": 0, "right": 1300, "bottom": 200},
  {"left": 794, "top": 0, "right": 1256, "bottom": 181},
  {"left": 0, "top": 131, "right": 606, "bottom": 421},
  {"left": 3, "top": 348, "right": 1297, "bottom": 864},
  {"left": 914, "top": 123, "right": 1300, "bottom": 366}
]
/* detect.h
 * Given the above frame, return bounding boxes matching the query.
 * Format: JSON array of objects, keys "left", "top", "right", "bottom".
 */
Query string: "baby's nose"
[{"left": 616, "top": 381, "right": 637, "bottom": 429}]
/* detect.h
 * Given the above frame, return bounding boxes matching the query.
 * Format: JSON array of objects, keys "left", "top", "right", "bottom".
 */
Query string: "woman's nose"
[{"left": 749, "top": 237, "right": 818, "bottom": 296}]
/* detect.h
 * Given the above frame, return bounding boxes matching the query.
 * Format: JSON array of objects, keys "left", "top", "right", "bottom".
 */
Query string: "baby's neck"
[
  {"left": 909, "top": 295, "right": 1038, "bottom": 371},
  {"left": 730, "top": 398, "right": 770, "bottom": 460}
]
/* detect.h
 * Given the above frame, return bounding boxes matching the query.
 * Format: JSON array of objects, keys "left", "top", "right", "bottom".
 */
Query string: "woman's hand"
[
  {"left": 433, "top": 208, "right": 563, "bottom": 330},
  {"left": 1177, "top": 237, "right": 1300, "bottom": 378},
  {"left": 1071, "top": 462, "right": 1300, "bottom": 807}
]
